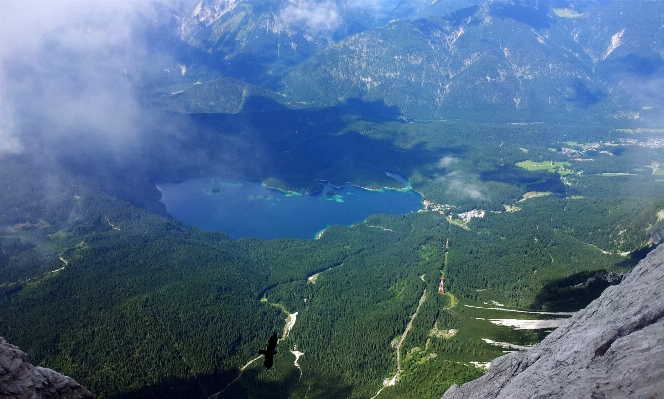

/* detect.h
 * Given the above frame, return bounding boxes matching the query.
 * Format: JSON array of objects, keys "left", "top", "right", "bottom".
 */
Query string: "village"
[{"left": 420, "top": 199, "right": 487, "bottom": 228}]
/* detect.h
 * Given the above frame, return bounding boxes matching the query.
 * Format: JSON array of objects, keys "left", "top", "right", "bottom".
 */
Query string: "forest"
[{"left": 2, "top": 120, "right": 663, "bottom": 398}]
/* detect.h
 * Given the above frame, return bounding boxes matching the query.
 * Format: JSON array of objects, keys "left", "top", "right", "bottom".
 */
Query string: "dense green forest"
[{"left": 2, "top": 125, "right": 663, "bottom": 398}]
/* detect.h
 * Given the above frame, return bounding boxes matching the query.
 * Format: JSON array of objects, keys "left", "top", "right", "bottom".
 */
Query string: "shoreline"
[
  {"left": 157, "top": 171, "right": 425, "bottom": 241},
  {"left": 155, "top": 169, "right": 423, "bottom": 198}
]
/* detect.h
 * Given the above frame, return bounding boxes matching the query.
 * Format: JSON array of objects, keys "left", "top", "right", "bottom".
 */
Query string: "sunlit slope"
[
  {"left": 173, "top": 0, "right": 376, "bottom": 85},
  {"left": 151, "top": 77, "right": 285, "bottom": 114},
  {"left": 281, "top": 1, "right": 663, "bottom": 121},
  {"left": 149, "top": 1, "right": 663, "bottom": 122}
]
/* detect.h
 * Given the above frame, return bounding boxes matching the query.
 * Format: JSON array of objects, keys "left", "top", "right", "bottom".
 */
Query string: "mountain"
[
  {"left": 281, "top": 0, "right": 664, "bottom": 121},
  {"left": 150, "top": 76, "right": 285, "bottom": 113},
  {"left": 0, "top": 337, "right": 94, "bottom": 399},
  {"left": 442, "top": 244, "right": 664, "bottom": 399},
  {"left": 389, "top": 0, "right": 480, "bottom": 21},
  {"left": 2, "top": 1, "right": 664, "bottom": 398},
  {"left": 173, "top": 0, "right": 377, "bottom": 86}
]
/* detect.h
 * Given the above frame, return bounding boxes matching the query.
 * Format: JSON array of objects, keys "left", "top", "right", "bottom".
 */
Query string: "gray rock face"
[
  {"left": 0, "top": 337, "right": 94, "bottom": 399},
  {"left": 443, "top": 246, "right": 664, "bottom": 399}
]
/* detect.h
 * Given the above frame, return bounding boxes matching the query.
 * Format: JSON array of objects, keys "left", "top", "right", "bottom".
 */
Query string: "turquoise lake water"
[{"left": 157, "top": 172, "right": 423, "bottom": 240}]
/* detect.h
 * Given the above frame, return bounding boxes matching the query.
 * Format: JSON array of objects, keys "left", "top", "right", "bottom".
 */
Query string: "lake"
[{"left": 157, "top": 172, "right": 423, "bottom": 239}]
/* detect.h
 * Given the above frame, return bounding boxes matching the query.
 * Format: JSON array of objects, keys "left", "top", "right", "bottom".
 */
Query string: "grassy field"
[
  {"left": 515, "top": 160, "right": 574, "bottom": 175},
  {"left": 442, "top": 293, "right": 571, "bottom": 363},
  {"left": 519, "top": 191, "right": 552, "bottom": 202}
]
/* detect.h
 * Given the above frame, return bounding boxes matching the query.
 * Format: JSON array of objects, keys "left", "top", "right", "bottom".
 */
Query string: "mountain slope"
[
  {"left": 0, "top": 337, "right": 94, "bottom": 399},
  {"left": 281, "top": 1, "right": 664, "bottom": 121},
  {"left": 174, "top": 0, "right": 376, "bottom": 85},
  {"left": 443, "top": 244, "right": 664, "bottom": 399}
]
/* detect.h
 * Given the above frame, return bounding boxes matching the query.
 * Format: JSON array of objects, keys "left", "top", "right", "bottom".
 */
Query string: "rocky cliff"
[
  {"left": 443, "top": 245, "right": 664, "bottom": 399},
  {"left": 0, "top": 337, "right": 94, "bottom": 399}
]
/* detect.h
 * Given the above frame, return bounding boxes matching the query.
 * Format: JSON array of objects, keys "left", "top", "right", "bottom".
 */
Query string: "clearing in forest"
[{"left": 516, "top": 160, "right": 573, "bottom": 175}]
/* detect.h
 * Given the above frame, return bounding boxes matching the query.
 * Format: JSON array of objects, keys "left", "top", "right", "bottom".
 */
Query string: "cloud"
[
  {"left": 633, "top": 78, "right": 664, "bottom": 105},
  {"left": 624, "top": 77, "right": 664, "bottom": 124},
  {"left": 0, "top": 0, "right": 179, "bottom": 157},
  {"left": 436, "top": 171, "right": 486, "bottom": 201},
  {"left": 434, "top": 156, "right": 487, "bottom": 200},
  {"left": 346, "top": 0, "right": 400, "bottom": 15},
  {"left": 436, "top": 155, "right": 459, "bottom": 169},
  {"left": 280, "top": 0, "right": 342, "bottom": 35},
  {"left": 0, "top": 100, "right": 22, "bottom": 154}
]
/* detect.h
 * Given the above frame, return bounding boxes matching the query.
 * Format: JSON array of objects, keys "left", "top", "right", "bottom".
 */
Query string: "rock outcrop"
[
  {"left": 443, "top": 245, "right": 664, "bottom": 399},
  {"left": 0, "top": 337, "right": 94, "bottom": 399}
]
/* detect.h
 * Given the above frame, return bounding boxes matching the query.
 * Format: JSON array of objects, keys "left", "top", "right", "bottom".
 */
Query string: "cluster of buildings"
[
  {"left": 561, "top": 137, "right": 664, "bottom": 160},
  {"left": 421, "top": 199, "right": 452, "bottom": 215},
  {"left": 421, "top": 199, "right": 487, "bottom": 225}
]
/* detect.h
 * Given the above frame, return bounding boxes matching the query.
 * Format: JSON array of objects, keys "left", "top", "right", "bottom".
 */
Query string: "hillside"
[
  {"left": 2, "top": 148, "right": 662, "bottom": 398},
  {"left": 173, "top": 0, "right": 376, "bottom": 86},
  {"left": 282, "top": 1, "right": 663, "bottom": 121},
  {"left": 443, "top": 244, "right": 664, "bottom": 399}
]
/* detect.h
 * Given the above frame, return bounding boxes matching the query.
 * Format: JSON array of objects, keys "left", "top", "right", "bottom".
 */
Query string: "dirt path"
[
  {"left": 395, "top": 289, "right": 427, "bottom": 377},
  {"left": 291, "top": 349, "right": 304, "bottom": 380},
  {"left": 307, "top": 262, "right": 345, "bottom": 284},
  {"left": 371, "top": 287, "right": 428, "bottom": 399}
]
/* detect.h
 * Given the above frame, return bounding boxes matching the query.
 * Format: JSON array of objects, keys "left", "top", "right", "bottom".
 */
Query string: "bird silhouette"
[{"left": 258, "top": 332, "right": 278, "bottom": 369}]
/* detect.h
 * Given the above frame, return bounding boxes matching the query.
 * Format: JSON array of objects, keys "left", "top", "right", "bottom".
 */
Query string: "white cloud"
[
  {"left": 0, "top": 102, "right": 22, "bottom": 154},
  {"left": 280, "top": 0, "right": 342, "bottom": 35},
  {"left": 626, "top": 77, "right": 664, "bottom": 104},
  {"left": 0, "top": 0, "right": 168, "bottom": 156},
  {"left": 436, "top": 171, "right": 486, "bottom": 201},
  {"left": 437, "top": 155, "right": 459, "bottom": 168}
]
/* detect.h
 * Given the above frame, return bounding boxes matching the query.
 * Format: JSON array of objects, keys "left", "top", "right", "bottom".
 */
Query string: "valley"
[
  {"left": 1, "top": 0, "right": 664, "bottom": 398},
  {"left": 3, "top": 116, "right": 663, "bottom": 397}
]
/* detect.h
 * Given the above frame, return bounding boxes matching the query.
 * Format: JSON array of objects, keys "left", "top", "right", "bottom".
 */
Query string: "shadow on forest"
[
  {"left": 479, "top": 164, "right": 567, "bottom": 195},
  {"left": 490, "top": 3, "right": 553, "bottom": 30},
  {"left": 111, "top": 369, "right": 236, "bottom": 399},
  {"left": 529, "top": 269, "right": 623, "bottom": 312},
  {"left": 112, "top": 366, "right": 353, "bottom": 399},
  {"left": 145, "top": 96, "right": 443, "bottom": 188},
  {"left": 615, "top": 244, "right": 657, "bottom": 268},
  {"left": 44, "top": 95, "right": 445, "bottom": 213},
  {"left": 567, "top": 79, "right": 606, "bottom": 107},
  {"left": 214, "top": 364, "right": 353, "bottom": 399}
]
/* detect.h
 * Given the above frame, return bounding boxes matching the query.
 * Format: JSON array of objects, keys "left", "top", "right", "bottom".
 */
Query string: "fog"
[
  {"left": 1, "top": 1, "right": 162, "bottom": 158},
  {"left": 434, "top": 156, "right": 487, "bottom": 202},
  {"left": 0, "top": 0, "right": 254, "bottom": 187}
]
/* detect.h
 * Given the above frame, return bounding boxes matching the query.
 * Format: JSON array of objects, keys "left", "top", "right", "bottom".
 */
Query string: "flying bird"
[{"left": 258, "top": 332, "right": 278, "bottom": 369}]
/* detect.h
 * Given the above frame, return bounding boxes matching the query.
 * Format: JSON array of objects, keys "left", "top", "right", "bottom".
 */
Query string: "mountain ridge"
[{"left": 280, "top": 0, "right": 663, "bottom": 121}]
